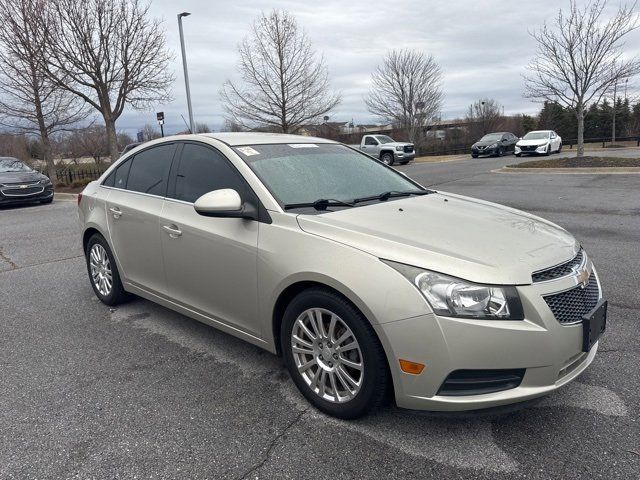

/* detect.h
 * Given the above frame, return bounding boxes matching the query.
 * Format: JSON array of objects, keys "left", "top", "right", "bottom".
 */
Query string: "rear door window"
[{"left": 125, "top": 144, "right": 176, "bottom": 196}]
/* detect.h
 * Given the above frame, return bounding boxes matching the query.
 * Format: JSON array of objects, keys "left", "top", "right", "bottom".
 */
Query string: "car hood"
[
  {"left": 381, "top": 142, "right": 412, "bottom": 148},
  {"left": 517, "top": 139, "right": 548, "bottom": 146},
  {"left": 296, "top": 192, "right": 579, "bottom": 285},
  {"left": 473, "top": 140, "right": 500, "bottom": 147},
  {"left": 0, "top": 171, "right": 45, "bottom": 184}
]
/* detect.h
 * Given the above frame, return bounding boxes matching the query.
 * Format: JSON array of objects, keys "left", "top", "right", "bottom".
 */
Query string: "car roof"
[
  {"left": 527, "top": 130, "right": 552, "bottom": 133},
  {"left": 200, "top": 132, "right": 336, "bottom": 146}
]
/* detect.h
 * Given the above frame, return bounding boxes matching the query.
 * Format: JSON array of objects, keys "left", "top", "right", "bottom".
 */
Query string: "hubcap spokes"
[
  {"left": 89, "top": 244, "right": 112, "bottom": 296},
  {"left": 291, "top": 308, "right": 364, "bottom": 403}
]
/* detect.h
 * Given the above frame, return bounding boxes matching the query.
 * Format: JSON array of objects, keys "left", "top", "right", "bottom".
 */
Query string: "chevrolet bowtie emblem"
[
  {"left": 19, "top": 184, "right": 28, "bottom": 189},
  {"left": 576, "top": 268, "right": 590, "bottom": 288}
]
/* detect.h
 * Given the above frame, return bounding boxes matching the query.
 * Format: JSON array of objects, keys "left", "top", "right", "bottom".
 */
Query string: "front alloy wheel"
[
  {"left": 281, "top": 288, "right": 389, "bottom": 419},
  {"left": 381, "top": 152, "right": 394, "bottom": 166},
  {"left": 291, "top": 308, "right": 364, "bottom": 403}
]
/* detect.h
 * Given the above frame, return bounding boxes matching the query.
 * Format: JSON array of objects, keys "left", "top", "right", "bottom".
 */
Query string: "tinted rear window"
[{"left": 126, "top": 144, "right": 176, "bottom": 196}]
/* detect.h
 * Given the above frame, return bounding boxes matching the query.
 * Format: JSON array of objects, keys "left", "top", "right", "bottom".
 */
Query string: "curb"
[
  {"left": 493, "top": 167, "right": 640, "bottom": 175},
  {"left": 54, "top": 192, "right": 79, "bottom": 201}
]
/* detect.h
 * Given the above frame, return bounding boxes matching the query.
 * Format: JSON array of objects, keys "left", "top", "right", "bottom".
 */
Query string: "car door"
[
  {"left": 159, "top": 142, "right": 261, "bottom": 336},
  {"left": 105, "top": 143, "right": 176, "bottom": 295},
  {"left": 362, "top": 136, "right": 379, "bottom": 156},
  {"left": 508, "top": 133, "right": 517, "bottom": 152}
]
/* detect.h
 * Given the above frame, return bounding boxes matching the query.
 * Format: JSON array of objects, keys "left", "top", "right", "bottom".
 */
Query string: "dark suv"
[
  {"left": 0, "top": 157, "right": 54, "bottom": 206},
  {"left": 471, "top": 132, "right": 518, "bottom": 158}
]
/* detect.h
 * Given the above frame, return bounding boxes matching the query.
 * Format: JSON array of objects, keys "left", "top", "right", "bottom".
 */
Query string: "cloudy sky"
[{"left": 117, "top": 0, "right": 640, "bottom": 136}]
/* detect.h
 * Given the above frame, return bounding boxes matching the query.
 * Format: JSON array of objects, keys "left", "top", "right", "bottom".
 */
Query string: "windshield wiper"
[
  {"left": 352, "top": 190, "right": 431, "bottom": 204},
  {"left": 284, "top": 198, "right": 355, "bottom": 211}
]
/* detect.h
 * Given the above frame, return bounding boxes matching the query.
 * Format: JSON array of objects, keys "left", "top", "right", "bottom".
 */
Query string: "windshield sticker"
[
  {"left": 237, "top": 146, "right": 260, "bottom": 156},
  {"left": 288, "top": 144, "right": 319, "bottom": 148}
]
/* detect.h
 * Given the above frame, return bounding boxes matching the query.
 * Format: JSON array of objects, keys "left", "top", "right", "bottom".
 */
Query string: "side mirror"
[{"left": 194, "top": 188, "right": 257, "bottom": 220}]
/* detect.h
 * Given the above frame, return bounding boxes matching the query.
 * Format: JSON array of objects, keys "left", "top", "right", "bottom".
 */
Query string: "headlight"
[
  {"left": 488, "top": 143, "right": 498, "bottom": 149},
  {"left": 383, "top": 260, "right": 524, "bottom": 320},
  {"left": 40, "top": 178, "right": 52, "bottom": 185},
  {"left": 395, "top": 146, "right": 403, "bottom": 151}
]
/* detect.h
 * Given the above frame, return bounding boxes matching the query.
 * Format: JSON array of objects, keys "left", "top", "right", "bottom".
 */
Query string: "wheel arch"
[
  {"left": 379, "top": 149, "right": 394, "bottom": 159},
  {"left": 82, "top": 226, "right": 104, "bottom": 253},
  {"left": 271, "top": 278, "right": 378, "bottom": 357}
]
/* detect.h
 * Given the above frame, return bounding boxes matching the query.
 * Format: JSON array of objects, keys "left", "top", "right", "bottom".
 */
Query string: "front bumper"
[
  {"left": 471, "top": 146, "right": 498, "bottom": 156},
  {"left": 515, "top": 144, "right": 548, "bottom": 155},
  {"left": 0, "top": 185, "right": 54, "bottom": 205},
  {"left": 394, "top": 151, "right": 415, "bottom": 162},
  {"left": 374, "top": 267, "right": 602, "bottom": 411}
]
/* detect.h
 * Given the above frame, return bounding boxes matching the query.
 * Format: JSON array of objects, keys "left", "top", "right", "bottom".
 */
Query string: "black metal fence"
[{"left": 54, "top": 166, "right": 109, "bottom": 185}]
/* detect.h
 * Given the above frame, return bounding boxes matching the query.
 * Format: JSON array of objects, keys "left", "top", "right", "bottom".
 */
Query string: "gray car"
[{"left": 78, "top": 133, "right": 606, "bottom": 419}]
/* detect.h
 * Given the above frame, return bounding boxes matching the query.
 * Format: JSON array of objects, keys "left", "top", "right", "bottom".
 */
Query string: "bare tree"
[
  {"left": 194, "top": 122, "right": 212, "bottom": 133},
  {"left": 42, "top": 0, "right": 173, "bottom": 161},
  {"left": 221, "top": 10, "right": 340, "bottom": 133},
  {"left": 465, "top": 98, "right": 504, "bottom": 137},
  {"left": 64, "top": 125, "right": 109, "bottom": 164},
  {"left": 0, "top": 0, "right": 87, "bottom": 180},
  {"left": 220, "top": 119, "right": 245, "bottom": 132},
  {"left": 524, "top": 0, "right": 640, "bottom": 156},
  {"left": 365, "top": 49, "right": 443, "bottom": 144},
  {"left": 141, "top": 123, "right": 161, "bottom": 142}
]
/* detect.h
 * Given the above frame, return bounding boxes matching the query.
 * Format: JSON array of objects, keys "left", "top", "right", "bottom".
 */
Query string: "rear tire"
[
  {"left": 281, "top": 287, "right": 390, "bottom": 419},
  {"left": 85, "top": 233, "right": 131, "bottom": 306},
  {"left": 380, "top": 152, "right": 394, "bottom": 166}
]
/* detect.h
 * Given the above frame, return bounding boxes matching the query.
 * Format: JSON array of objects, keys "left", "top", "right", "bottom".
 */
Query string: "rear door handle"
[
  {"left": 109, "top": 207, "right": 122, "bottom": 218},
  {"left": 162, "top": 224, "right": 182, "bottom": 238}
]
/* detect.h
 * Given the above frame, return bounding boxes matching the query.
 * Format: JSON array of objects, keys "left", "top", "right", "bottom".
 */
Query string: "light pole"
[{"left": 178, "top": 12, "right": 194, "bottom": 133}]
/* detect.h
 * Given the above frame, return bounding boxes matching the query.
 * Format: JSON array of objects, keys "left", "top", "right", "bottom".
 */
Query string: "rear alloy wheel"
[
  {"left": 85, "top": 234, "right": 131, "bottom": 306},
  {"left": 380, "top": 152, "right": 394, "bottom": 166},
  {"left": 281, "top": 288, "right": 389, "bottom": 419}
]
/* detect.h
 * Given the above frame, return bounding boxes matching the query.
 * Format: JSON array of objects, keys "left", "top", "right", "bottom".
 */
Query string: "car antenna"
[{"left": 181, "top": 114, "right": 192, "bottom": 134}]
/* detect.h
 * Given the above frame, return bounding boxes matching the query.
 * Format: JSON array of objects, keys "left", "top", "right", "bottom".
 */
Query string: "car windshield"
[
  {"left": 235, "top": 143, "right": 422, "bottom": 207},
  {"left": 0, "top": 158, "right": 31, "bottom": 173},
  {"left": 523, "top": 132, "right": 549, "bottom": 140},
  {"left": 480, "top": 134, "right": 502, "bottom": 141},
  {"left": 374, "top": 135, "right": 395, "bottom": 144}
]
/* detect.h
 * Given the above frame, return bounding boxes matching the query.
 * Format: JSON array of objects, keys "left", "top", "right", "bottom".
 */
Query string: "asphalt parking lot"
[{"left": 1, "top": 153, "right": 639, "bottom": 479}]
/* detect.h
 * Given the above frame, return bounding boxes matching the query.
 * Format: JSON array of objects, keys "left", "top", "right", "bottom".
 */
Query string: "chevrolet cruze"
[{"left": 78, "top": 133, "right": 606, "bottom": 419}]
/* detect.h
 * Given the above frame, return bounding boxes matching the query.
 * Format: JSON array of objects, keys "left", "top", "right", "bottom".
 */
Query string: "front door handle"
[
  {"left": 109, "top": 207, "right": 122, "bottom": 219},
  {"left": 162, "top": 224, "right": 182, "bottom": 238}
]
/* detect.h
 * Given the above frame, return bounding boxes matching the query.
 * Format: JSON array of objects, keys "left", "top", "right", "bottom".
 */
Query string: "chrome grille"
[
  {"left": 543, "top": 273, "right": 600, "bottom": 325},
  {"left": 404, "top": 145, "right": 414, "bottom": 153},
  {"left": 533, "top": 249, "right": 584, "bottom": 283},
  {"left": 1, "top": 185, "right": 44, "bottom": 197}
]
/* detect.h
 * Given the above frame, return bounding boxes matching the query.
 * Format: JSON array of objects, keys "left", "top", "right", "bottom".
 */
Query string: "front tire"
[
  {"left": 281, "top": 288, "right": 389, "bottom": 419},
  {"left": 380, "top": 152, "right": 394, "bottom": 166},
  {"left": 85, "top": 233, "right": 131, "bottom": 306},
  {"left": 544, "top": 145, "right": 551, "bottom": 156}
]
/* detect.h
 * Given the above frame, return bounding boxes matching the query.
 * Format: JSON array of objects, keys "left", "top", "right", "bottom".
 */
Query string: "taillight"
[{"left": 77, "top": 193, "right": 83, "bottom": 206}]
